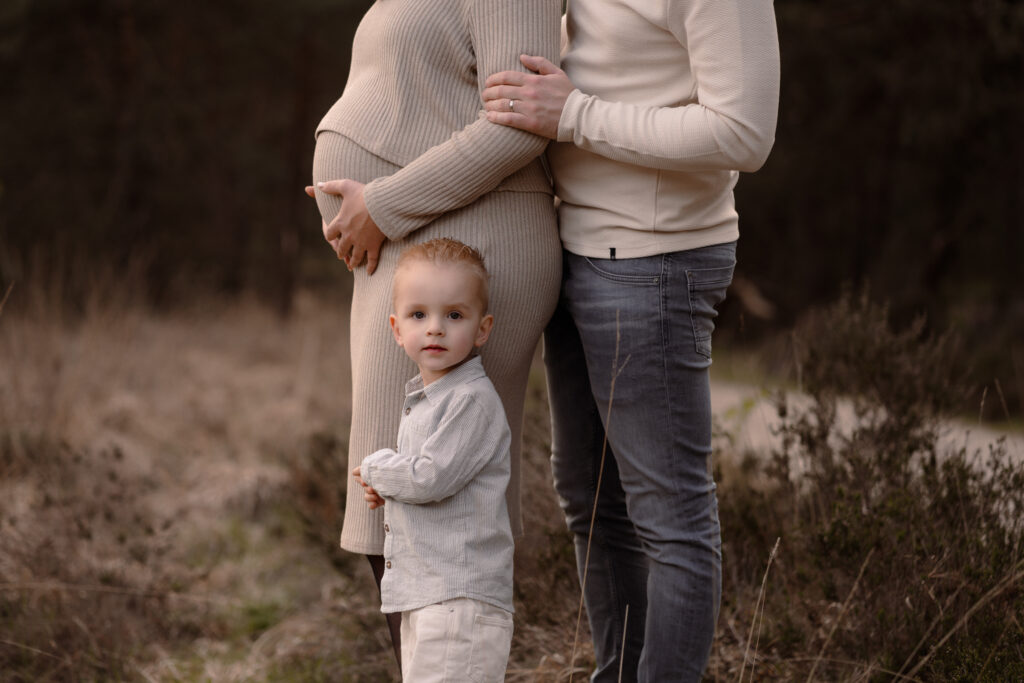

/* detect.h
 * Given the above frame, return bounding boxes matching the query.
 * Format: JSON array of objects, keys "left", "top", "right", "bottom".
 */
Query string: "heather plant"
[{"left": 717, "top": 291, "right": 1024, "bottom": 680}]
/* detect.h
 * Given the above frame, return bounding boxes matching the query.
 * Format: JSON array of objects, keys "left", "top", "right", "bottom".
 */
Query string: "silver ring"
[{"left": 508, "top": 99, "right": 515, "bottom": 113}]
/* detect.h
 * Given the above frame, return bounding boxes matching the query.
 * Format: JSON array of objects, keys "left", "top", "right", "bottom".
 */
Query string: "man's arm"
[{"left": 483, "top": 0, "right": 780, "bottom": 172}]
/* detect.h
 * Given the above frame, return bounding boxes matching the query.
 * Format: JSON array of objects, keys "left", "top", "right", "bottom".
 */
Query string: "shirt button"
[
  {"left": 384, "top": 524, "right": 390, "bottom": 533},
  {"left": 385, "top": 561, "right": 392, "bottom": 569},
  {"left": 404, "top": 407, "right": 411, "bottom": 415}
]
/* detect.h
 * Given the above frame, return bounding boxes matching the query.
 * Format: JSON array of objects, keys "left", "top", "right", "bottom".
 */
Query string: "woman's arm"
[
  {"left": 483, "top": 0, "right": 780, "bottom": 173},
  {"left": 361, "top": 0, "right": 561, "bottom": 241},
  {"left": 316, "top": 0, "right": 559, "bottom": 273}
]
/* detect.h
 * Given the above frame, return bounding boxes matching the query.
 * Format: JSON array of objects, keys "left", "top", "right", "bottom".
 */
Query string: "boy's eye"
[
  {"left": 447, "top": 311, "right": 463, "bottom": 320},
  {"left": 411, "top": 311, "right": 425, "bottom": 320}
]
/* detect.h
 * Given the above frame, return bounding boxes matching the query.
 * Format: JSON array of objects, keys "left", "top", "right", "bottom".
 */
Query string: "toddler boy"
[{"left": 352, "top": 237, "right": 514, "bottom": 682}]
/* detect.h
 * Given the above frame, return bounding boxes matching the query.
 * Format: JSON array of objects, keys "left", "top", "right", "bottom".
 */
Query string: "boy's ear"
[
  {"left": 474, "top": 314, "right": 494, "bottom": 348},
  {"left": 389, "top": 314, "right": 402, "bottom": 346}
]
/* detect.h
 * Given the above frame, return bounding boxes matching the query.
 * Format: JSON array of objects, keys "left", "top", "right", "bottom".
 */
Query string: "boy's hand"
[{"left": 352, "top": 466, "right": 386, "bottom": 509}]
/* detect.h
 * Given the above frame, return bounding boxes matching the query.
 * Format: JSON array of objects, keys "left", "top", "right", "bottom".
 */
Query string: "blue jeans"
[{"left": 543, "top": 243, "right": 735, "bottom": 682}]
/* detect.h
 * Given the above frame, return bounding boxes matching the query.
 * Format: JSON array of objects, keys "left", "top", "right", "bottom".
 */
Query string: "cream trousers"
[{"left": 400, "top": 598, "right": 513, "bottom": 682}]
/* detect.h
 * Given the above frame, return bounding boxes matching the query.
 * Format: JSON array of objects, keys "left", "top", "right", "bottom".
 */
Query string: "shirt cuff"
[
  {"left": 557, "top": 89, "right": 586, "bottom": 143},
  {"left": 359, "top": 449, "right": 387, "bottom": 489}
]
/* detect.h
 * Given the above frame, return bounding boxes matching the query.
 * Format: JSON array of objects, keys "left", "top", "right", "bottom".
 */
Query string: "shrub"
[{"left": 718, "top": 290, "right": 1024, "bottom": 680}]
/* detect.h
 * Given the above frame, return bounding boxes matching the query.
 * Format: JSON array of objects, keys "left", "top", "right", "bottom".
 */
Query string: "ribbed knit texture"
[
  {"left": 313, "top": 132, "right": 560, "bottom": 555},
  {"left": 548, "top": 0, "right": 780, "bottom": 259},
  {"left": 317, "top": 0, "right": 561, "bottom": 241},
  {"left": 313, "top": 0, "right": 561, "bottom": 554}
]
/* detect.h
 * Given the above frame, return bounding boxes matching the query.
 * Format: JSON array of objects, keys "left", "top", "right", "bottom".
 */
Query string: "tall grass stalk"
[
  {"left": 618, "top": 604, "right": 629, "bottom": 683},
  {"left": 569, "top": 311, "right": 630, "bottom": 683},
  {"left": 739, "top": 537, "right": 779, "bottom": 682},
  {"left": 0, "top": 282, "right": 12, "bottom": 316},
  {"left": 806, "top": 547, "right": 874, "bottom": 682},
  {"left": 994, "top": 378, "right": 1012, "bottom": 422}
]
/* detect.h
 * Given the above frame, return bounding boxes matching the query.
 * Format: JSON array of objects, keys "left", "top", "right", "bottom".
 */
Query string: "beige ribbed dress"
[{"left": 312, "top": 0, "right": 562, "bottom": 555}]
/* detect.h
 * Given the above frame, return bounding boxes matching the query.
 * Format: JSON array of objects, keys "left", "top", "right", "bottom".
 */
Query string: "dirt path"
[{"left": 710, "top": 379, "right": 1022, "bottom": 465}]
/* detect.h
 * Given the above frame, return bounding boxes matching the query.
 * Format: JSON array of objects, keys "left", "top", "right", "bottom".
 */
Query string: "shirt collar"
[{"left": 405, "top": 356, "right": 486, "bottom": 404}]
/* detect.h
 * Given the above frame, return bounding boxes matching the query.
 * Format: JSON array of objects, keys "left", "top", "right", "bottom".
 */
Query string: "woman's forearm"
[{"left": 364, "top": 0, "right": 559, "bottom": 241}]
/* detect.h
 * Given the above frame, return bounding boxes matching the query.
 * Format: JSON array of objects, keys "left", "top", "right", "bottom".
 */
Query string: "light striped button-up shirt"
[{"left": 360, "top": 357, "right": 514, "bottom": 614}]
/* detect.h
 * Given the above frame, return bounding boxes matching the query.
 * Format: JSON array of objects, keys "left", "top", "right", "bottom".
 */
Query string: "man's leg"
[
  {"left": 544, "top": 283, "right": 648, "bottom": 682},
  {"left": 561, "top": 244, "right": 735, "bottom": 682}
]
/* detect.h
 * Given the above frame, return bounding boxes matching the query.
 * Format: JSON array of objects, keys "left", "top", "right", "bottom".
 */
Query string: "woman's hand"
[
  {"left": 305, "top": 180, "right": 387, "bottom": 275},
  {"left": 483, "top": 54, "right": 574, "bottom": 140}
]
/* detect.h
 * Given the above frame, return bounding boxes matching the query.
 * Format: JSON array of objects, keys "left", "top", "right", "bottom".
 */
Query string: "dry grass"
[
  {"left": 0, "top": 289, "right": 390, "bottom": 680},
  {"left": 3, "top": 285, "right": 1022, "bottom": 681},
  {"left": 0, "top": 287, "right": 589, "bottom": 682}
]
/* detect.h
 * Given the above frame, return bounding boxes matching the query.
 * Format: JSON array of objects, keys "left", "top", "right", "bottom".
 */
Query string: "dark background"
[{"left": 1, "top": 0, "right": 1022, "bottom": 415}]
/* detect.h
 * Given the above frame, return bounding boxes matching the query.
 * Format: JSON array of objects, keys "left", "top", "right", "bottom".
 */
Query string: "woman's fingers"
[
  {"left": 325, "top": 215, "right": 343, "bottom": 243},
  {"left": 317, "top": 179, "right": 349, "bottom": 195},
  {"left": 365, "top": 244, "right": 381, "bottom": 276},
  {"left": 336, "top": 232, "right": 354, "bottom": 265}
]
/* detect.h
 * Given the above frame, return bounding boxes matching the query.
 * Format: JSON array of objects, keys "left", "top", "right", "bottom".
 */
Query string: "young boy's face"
[{"left": 390, "top": 260, "right": 493, "bottom": 385}]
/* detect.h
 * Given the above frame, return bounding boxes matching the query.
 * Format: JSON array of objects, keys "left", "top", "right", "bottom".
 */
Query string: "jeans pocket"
[
  {"left": 581, "top": 256, "right": 661, "bottom": 285},
  {"left": 467, "top": 612, "right": 513, "bottom": 682},
  {"left": 686, "top": 263, "right": 735, "bottom": 359}
]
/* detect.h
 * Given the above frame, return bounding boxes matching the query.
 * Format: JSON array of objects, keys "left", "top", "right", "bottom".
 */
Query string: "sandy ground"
[{"left": 710, "top": 379, "right": 1022, "bottom": 468}]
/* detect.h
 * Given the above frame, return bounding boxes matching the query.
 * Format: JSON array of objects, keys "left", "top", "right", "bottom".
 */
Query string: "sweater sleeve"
[
  {"left": 360, "top": 395, "right": 507, "bottom": 505},
  {"left": 362, "top": 0, "right": 560, "bottom": 241},
  {"left": 556, "top": 0, "right": 780, "bottom": 173}
]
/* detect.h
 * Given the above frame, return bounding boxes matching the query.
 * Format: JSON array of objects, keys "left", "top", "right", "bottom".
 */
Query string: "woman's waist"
[
  {"left": 316, "top": 91, "right": 475, "bottom": 168},
  {"left": 313, "top": 130, "right": 552, "bottom": 195}
]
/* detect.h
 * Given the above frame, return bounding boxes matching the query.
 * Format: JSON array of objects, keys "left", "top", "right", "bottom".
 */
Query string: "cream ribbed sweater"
[
  {"left": 317, "top": 0, "right": 560, "bottom": 240},
  {"left": 313, "top": 0, "right": 562, "bottom": 555},
  {"left": 548, "top": 0, "right": 780, "bottom": 258}
]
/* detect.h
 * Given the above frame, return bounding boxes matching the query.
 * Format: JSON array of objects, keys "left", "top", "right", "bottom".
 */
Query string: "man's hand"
[
  {"left": 305, "top": 180, "right": 387, "bottom": 275},
  {"left": 352, "top": 466, "right": 386, "bottom": 510},
  {"left": 483, "top": 54, "right": 574, "bottom": 140}
]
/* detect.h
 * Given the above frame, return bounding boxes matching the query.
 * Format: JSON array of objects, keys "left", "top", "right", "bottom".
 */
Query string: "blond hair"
[{"left": 393, "top": 238, "right": 490, "bottom": 311}]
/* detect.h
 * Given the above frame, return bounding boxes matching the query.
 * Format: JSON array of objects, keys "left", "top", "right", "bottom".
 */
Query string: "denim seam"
[
  {"left": 659, "top": 255, "right": 686, "bottom": 503},
  {"left": 685, "top": 269, "right": 712, "bottom": 361},
  {"left": 581, "top": 256, "right": 658, "bottom": 285},
  {"left": 659, "top": 254, "right": 670, "bottom": 416}
]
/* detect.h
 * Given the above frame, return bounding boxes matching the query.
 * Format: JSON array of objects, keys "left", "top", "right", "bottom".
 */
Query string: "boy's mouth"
[{"left": 423, "top": 345, "right": 447, "bottom": 352}]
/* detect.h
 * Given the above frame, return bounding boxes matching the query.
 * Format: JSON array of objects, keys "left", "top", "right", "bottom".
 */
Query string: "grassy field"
[
  {"left": 1, "top": 289, "right": 1021, "bottom": 681},
  {"left": 0, "top": 290, "right": 591, "bottom": 681}
]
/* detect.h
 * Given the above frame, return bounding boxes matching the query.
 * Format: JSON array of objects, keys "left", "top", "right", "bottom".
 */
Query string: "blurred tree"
[
  {"left": 731, "top": 0, "right": 1024, "bottom": 414},
  {"left": 0, "top": 0, "right": 1021, "bottom": 412},
  {"left": 0, "top": 0, "right": 372, "bottom": 313}
]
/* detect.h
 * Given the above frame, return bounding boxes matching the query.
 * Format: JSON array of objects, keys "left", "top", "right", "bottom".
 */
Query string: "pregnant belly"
[{"left": 311, "top": 131, "right": 401, "bottom": 225}]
